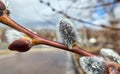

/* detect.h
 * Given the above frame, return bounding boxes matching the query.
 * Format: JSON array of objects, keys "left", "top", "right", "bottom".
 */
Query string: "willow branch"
[{"left": 0, "top": 12, "right": 94, "bottom": 56}]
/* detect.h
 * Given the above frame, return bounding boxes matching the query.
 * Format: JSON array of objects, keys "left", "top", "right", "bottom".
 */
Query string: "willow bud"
[
  {"left": 100, "top": 48, "right": 120, "bottom": 64},
  {"left": 56, "top": 18, "right": 80, "bottom": 49},
  {"left": 79, "top": 56, "right": 107, "bottom": 74},
  {"left": 8, "top": 39, "right": 32, "bottom": 52},
  {"left": 0, "top": 1, "right": 6, "bottom": 16}
]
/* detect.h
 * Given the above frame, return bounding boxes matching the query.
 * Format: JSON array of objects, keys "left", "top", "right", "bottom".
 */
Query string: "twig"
[{"left": 73, "top": 1, "right": 117, "bottom": 9}]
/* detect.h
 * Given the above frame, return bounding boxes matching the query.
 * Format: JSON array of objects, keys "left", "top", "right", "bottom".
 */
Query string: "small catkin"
[
  {"left": 5, "top": 29, "right": 25, "bottom": 43},
  {"left": 79, "top": 56, "right": 107, "bottom": 74},
  {"left": 5, "top": 29, "right": 36, "bottom": 43},
  {"left": 100, "top": 48, "right": 120, "bottom": 64},
  {"left": 56, "top": 18, "right": 79, "bottom": 49}
]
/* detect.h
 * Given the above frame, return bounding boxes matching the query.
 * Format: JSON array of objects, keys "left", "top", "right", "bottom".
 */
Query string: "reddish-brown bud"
[
  {"left": 8, "top": 39, "right": 32, "bottom": 52},
  {"left": 0, "top": 1, "right": 6, "bottom": 16},
  {"left": 0, "top": 1, "right": 6, "bottom": 10}
]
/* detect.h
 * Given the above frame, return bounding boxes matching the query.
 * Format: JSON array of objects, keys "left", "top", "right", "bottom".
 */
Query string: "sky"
[
  {"left": 5, "top": 0, "right": 56, "bottom": 29},
  {"left": 0, "top": 0, "right": 57, "bottom": 29},
  {"left": 0, "top": 0, "right": 120, "bottom": 29}
]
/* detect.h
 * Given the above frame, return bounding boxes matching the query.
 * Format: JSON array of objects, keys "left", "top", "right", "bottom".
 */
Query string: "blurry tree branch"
[
  {"left": 73, "top": 1, "right": 119, "bottom": 9},
  {"left": 39, "top": 0, "right": 120, "bottom": 31}
]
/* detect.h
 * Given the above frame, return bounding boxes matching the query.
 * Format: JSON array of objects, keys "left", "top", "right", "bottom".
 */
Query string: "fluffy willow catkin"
[
  {"left": 100, "top": 48, "right": 120, "bottom": 64},
  {"left": 79, "top": 56, "right": 107, "bottom": 74},
  {"left": 5, "top": 29, "right": 25, "bottom": 43},
  {"left": 5, "top": 29, "right": 36, "bottom": 43},
  {"left": 56, "top": 18, "right": 80, "bottom": 49}
]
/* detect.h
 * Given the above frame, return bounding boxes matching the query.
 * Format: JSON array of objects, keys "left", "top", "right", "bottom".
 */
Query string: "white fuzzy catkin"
[
  {"left": 56, "top": 18, "right": 80, "bottom": 49},
  {"left": 79, "top": 56, "right": 106, "bottom": 74},
  {"left": 5, "top": 29, "right": 25, "bottom": 43},
  {"left": 100, "top": 48, "right": 120, "bottom": 64}
]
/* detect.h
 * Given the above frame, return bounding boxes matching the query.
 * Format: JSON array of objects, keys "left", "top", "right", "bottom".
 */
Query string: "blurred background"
[{"left": 0, "top": 0, "right": 120, "bottom": 74}]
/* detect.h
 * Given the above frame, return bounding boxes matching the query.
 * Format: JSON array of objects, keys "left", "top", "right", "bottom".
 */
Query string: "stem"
[
  {"left": 33, "top": 38, "right": 94, "bottom": 56},
  {"left": 0, "top": 14, "right": 94, "bottom": 56}
]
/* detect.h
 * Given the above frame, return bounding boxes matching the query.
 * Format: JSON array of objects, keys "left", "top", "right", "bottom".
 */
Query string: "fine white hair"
[
  {"left": 100, "top": 48, "right": 120, "bottom": 64},
  {"left": 56, "top": 18, "right": 80, "bottom": 48},
  {"left": 5, "top": 29, "right": 25, "bottom": 43},
  {"left": 79, "top": 56, "right": 106, "bottom": 74}
]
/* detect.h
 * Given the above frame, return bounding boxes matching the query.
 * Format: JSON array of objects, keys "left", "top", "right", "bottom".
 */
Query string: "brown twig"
[{"left": 72, "top": 1, "right": 118, "bottom": 9}]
